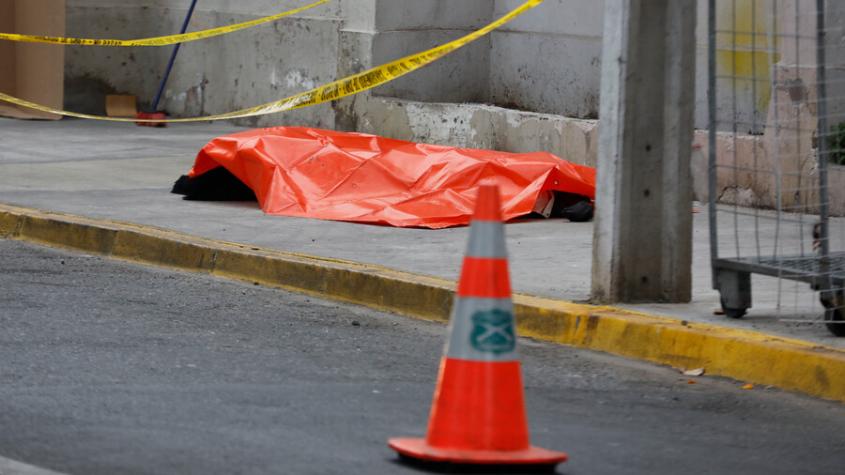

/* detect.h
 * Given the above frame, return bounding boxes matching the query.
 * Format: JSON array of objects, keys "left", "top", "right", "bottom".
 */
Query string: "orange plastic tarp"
[{"left": 187, "top": 127, "right": 596, "bottom": 229}]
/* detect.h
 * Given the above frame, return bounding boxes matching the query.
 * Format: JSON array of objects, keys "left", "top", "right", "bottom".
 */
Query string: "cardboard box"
[{"left": 0, "top": 0, "right": 65, "bottom": 120}]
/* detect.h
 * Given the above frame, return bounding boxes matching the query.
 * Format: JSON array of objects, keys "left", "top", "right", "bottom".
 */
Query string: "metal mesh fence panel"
[{"left": 708, "top": 0, "right": 845, "bottom": 336}]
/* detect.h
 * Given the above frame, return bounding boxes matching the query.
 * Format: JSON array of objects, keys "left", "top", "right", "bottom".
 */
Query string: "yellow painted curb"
[{"left": 2, "top": 202, "right": 843, "bottom": 403}]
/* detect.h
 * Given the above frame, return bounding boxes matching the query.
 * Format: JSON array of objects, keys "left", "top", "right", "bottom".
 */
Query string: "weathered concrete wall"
[
  {"left": 693, "top": 132, "right": 845, "bottom": 217},
  {"left": 694, "top": 0, "right": 845, "bottom": 133},
  {"left": 62, "top": 2, "right": 845, "bottom": 162},
  {"left": 696, "top": 0, "right": 777, "bottom": 134},
  {"left": 60, "top": 0, "right": 683, "bottom": 126},
  {"left": 351, "top": 95, "right": 599, "bottom": 167},
  {"left": 489, "top": 0, "right": 603, "bottom": 119},
  {"left": 364, "top": 0, "right": 604, "bottom": 119},
  {"left": 64, "top": 0, "right": 340, "bottom": 127},
  {"left": 824, "top": 0, "right": 845, "bottom": 127},
  {"left": 369, "top": 0, "right": 492, "bottom": 104}
]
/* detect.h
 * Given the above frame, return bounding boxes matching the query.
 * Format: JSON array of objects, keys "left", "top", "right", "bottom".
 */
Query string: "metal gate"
[{"left": 708, "top": 0, "right": 845, "bottom": 336}]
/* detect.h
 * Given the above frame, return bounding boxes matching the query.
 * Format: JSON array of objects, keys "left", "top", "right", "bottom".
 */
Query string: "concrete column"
[{"left": 591, "top": 0, "right": 696, "bottom": 303}]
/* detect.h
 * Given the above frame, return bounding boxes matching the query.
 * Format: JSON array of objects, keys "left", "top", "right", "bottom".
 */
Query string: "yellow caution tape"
[
  {"left": 0, "top": 0, "right": 329, "bottom": 47},
  {"left": 0, "top": 0, "right": 543, "bottom": 123}
]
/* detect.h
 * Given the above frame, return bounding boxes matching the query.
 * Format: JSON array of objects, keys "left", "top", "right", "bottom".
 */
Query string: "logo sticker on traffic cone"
[{"left": 388, "top": 184, "right": 568, "bottom": 469}]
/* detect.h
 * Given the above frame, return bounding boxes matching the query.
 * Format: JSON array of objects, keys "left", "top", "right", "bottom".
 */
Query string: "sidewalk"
[
  {"left": 6, "top": 118, "right": 845, "bottom": 403},
  {"left": 2, "top": 118, "right": 841, "bottom": 348}
]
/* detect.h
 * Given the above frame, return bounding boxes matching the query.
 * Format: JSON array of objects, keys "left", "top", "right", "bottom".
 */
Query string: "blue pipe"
[{"left": 150, "top": 0, "right": 199, "bottom": 112}]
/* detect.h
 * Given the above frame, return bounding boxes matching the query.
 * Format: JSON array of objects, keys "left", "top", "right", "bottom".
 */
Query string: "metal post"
[
  {"left": 151, "top": 0, "right": 199, "bottom": 112},
  {"left": 816, "top": 0, "right": 831, "bottom": 267},
  {"left": 708, "top": 0, "right": 719, "bottom": 289}
]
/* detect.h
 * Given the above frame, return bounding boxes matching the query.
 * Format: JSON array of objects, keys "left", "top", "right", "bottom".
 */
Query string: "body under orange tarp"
[{"left": 186, "top": 127, "right": 596, "bottom": 229}]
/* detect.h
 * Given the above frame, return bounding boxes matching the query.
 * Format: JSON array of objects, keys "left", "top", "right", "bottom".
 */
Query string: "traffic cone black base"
[
  {"left": 394, "top": 453, "right": 559, "bottom": 474},
  {"left": 390, "top": 437, "right": 566, "bottom": 466}
]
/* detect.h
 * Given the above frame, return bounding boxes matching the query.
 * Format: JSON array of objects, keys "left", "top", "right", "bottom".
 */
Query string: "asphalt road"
[{"left": 1, "top": 239, "right": 844, "bottom": 475}]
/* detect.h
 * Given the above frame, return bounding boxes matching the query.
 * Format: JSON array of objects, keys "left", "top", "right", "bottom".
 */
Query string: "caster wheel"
[
  {"left": 824, "top": 307, "right": 845, "bottom": 337},
  {"left": 820, "top": 292, "right": 845, "bottom": 337},
  {"left": 720, "top": 297, "right": 747, "bottom": 319}
]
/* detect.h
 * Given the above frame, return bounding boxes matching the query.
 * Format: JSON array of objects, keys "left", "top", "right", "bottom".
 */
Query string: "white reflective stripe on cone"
[{"left": 445, "top": 297, "right": 519, "bottom": 362}]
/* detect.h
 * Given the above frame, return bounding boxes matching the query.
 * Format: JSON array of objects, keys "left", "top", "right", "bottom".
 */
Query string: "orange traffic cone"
[{"left": 388, "top": 184, "right": 568, "bottom": 469}]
